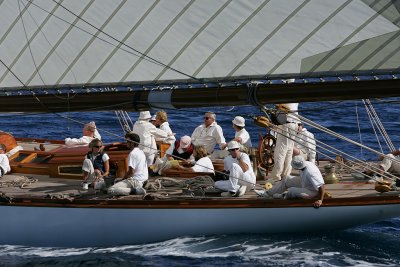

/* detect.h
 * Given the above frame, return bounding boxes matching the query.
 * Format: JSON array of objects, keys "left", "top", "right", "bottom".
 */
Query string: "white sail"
[{"left": 0, "top": 0, "right": 398, "bottom": 90}]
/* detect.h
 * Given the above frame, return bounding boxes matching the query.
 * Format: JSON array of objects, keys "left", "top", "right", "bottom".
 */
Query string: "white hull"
[{"left": 1, "top": 203, "right": 400, "bottom": 247}]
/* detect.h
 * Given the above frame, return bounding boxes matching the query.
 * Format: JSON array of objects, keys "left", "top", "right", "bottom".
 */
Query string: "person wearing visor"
[{"left": 215, "top": 141, "right": 256, "bottom": 197}]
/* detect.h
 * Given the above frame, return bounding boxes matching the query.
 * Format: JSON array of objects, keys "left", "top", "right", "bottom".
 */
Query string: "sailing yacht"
[{"left": 0, "top": 0, "right": 399, "bottom": 247}]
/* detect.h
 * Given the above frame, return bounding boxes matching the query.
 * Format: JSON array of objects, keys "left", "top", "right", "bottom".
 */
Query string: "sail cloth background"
[{"left": 0, "top": 0, "right": 399, "bottom": 112}]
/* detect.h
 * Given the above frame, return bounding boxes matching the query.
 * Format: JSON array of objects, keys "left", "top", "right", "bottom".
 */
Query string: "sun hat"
[
  {"left": 138, "top": 111, "right": 151, "bottom": 120},
  {"left": 291, "top": 155, "right": 306, "bottom": 169},
  {"left": 232, "top": 116, "right": 245, "bottom": 127},
  {"left": 227, "top": 140, "right": 240, "bottom": 150},
  {"left": 180, "top": 135, "right": 191, "bottom": 149}
]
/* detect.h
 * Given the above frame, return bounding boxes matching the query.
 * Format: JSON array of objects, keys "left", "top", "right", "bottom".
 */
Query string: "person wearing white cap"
[
  {"left": 165, "top": 135, "right": 194, "bottom": 161},
  {"left": 191, "top": 111, "right": 226, "bottom": 156},
  {"left": 214, "top": 140, "right": 256, "bottom": 197},
  {"left": 65, "top": 121, "right": 101, "bottom": 147},
  {"left": 153, "top": 135, "right": 194, "bottom": 175},
  {"left": 255, "top": 155, "right": 325, "bottom": 208},
  {"left": 222, "top": 116, "right": 252, "bottom": 152},
  {"left": 132, "top": 111, "right": 169, "bottom": 166},
  {"left": 269, "top": 103, "right": 299, "bottom": 180}
]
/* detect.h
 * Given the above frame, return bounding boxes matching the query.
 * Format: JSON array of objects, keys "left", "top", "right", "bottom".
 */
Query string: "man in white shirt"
[
  {"left": 191, "top": 111, "right": 226, "bottom": 157},
  {"left": 65, "top": 121, "right": 100, "bottom": 147},
  {"left": 270, "top": 103, "right": 299, "bottom": 180},
  {"left": 222, "top": 116, "right": 252, "bottom": 152},
  {"left": 293, "top": 123, "right": 316, "bottom": 164},
  {"left": 108, "top": 132, "right": 148, "bottom": 196},
  {"left": 256, "top": 155, "right": 325, "bottom": 208},
  {"left": 215, "top": 141, "right": 256, "bottom": 197},
  {"left": 132, "top": 111, "right": 169, "bottom": 166}
]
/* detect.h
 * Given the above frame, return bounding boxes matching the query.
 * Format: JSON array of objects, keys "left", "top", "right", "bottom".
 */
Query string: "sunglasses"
[
  {"left": 94, "top": 145, "right": 102, "bottom": 148},
  {"left": 229, "top": 148, "right": 239, "bottom": 151},
  {"left": 203, "top": 117, "right": 211, "bottom": 120}
]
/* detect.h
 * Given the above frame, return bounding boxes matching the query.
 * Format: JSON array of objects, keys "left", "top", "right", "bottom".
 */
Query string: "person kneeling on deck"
[
  {"left": 175, "top": 145, "right": 214, "bottom": 174},
  {"left": 81, "top": 138, "right": 110, "bottom": 190},
  {"left": 153, "top": 135, "right": 194, "bottom": 175},
  {"left": 215, "top": 141, "right": 256, "bottom": 197},
  {"left": 0, "top": 144, "right": 10, "bottom": 177},
  {"left": 108, "top": 132, "right": 148, "bottom": 196},
  {"left": 255, "top": 156, "right": 325, "bottom": 208}
]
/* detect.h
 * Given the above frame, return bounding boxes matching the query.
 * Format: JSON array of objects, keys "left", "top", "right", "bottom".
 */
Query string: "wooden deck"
[{"left": 0, "top": 160, "right": 386, "bottom": 201}]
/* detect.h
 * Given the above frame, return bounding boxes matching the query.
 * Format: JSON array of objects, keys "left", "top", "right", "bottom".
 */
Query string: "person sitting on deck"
[
  {"left": 215, "top": 141, "right": 256, "bottom": 197},
  {"left": 255, "top": 155, "right": 325, "bottom": 208},
  {"left": 152, "top": 135, "right": 194, "bottom": 175},
  {"left": 65, "top": 121, "right": 101, "bottom": 147},
  {"left": 0, "top": 144, "right": 10, "bottom": 177},
  {"left": 221, "top": 116, "right": 252, "bottom": 153},
  {"left": 174, "top": 145, "right": 214, "bottom": 174},
  {"left": 293, "top": 123, "right": 316, "bottom": 164},
  {"left": 81, "top": 138, "right": 110, "bottom": 190},
  {"left": 357, "top": 149, "right": 400, "bottom": 185},
  {"left": 108, "top": 132, "right": 148, "bottom": 196},
  {"left": 191, "top": 111, "right": 226, "bottom": 159}
]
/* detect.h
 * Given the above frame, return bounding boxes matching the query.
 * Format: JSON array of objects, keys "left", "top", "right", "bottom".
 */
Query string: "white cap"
[
  {"left": 227, "top": 140, "right": 240, "bottom": 150},
  {"left": 150, "top": 115, "right": 157, "bottom": 121},
  {"left": 232, "top": 116, "right": 245, "bottom": 127},
  {"left": 138, "top": 111, "right": 151, "bottom": 120},
  {"left": 291, "top": 155, "right": 306, "bottom": 169},
  {"left": 180, "top": 135, "right": 191, "bottom": 149}
]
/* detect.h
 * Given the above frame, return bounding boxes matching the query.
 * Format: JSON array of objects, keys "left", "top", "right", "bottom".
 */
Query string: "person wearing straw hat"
[
  {"left": 215, "top": 140, "right": 256, "bottom": 197},
  {"left": 222, "top": 116, "right": 252, "bottom": 153},
  {"left": 132, "top": 111, "right": 169, "bottom": 166},
  {"left": 269, "top": 103, "right": 299, "bottom": 181},
  {"left": 255, "top": 155, "right": 325, "bottom": 208}
]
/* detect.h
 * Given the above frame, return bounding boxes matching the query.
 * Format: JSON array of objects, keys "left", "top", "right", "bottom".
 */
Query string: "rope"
[{"left": 0, "top": 176, "right": 38, "bottom": 188}]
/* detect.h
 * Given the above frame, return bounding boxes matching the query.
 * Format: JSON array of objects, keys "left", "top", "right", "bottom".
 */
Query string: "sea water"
[{"left": 0, "top": 99, "right": 399, "bottom": 266}]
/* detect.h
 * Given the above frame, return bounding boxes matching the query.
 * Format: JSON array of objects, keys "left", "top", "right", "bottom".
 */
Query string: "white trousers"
[
  {"left": 267, "top": 176, "right": 318, "bottom": 199},
  {"left": 380, "top": 154, "right": 400, "bottom": 173},
  {"left": 107, "top": 178, "right": 143, "bottom": 196},
  {"left": 214, "top": 163, "right": 255, "bottom": 192},
  {"left": 270, "top": 123, "right": 296, "bottom": 180},
  {"left": 82, "top": 159, "right": 98, "bottom": 183},
  {"left": 144, "top": 152, "right": 155, "bottom": 166}
]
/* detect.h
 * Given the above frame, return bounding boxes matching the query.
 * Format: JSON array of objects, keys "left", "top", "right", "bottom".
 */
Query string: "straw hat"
[
  {"left": 138, "top": 111, "right": 151, "bottom": 120},
  {"left": 232, "top": 116, "right": 245, "bottom": 127}
]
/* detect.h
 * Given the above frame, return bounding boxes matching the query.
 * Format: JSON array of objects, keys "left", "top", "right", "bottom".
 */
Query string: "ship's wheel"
[{"left": 258, "top": 132, "right": 276, "bottom": 170}]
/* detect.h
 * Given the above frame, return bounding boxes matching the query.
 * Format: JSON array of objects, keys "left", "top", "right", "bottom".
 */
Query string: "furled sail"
[{"left": 0, "top": 0, "right": 399, "bottom": 112}]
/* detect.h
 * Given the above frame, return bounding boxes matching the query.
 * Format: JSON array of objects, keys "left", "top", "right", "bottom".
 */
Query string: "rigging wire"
[{"left": 355, "top": 102, "right": 365, "bottom": 159}]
